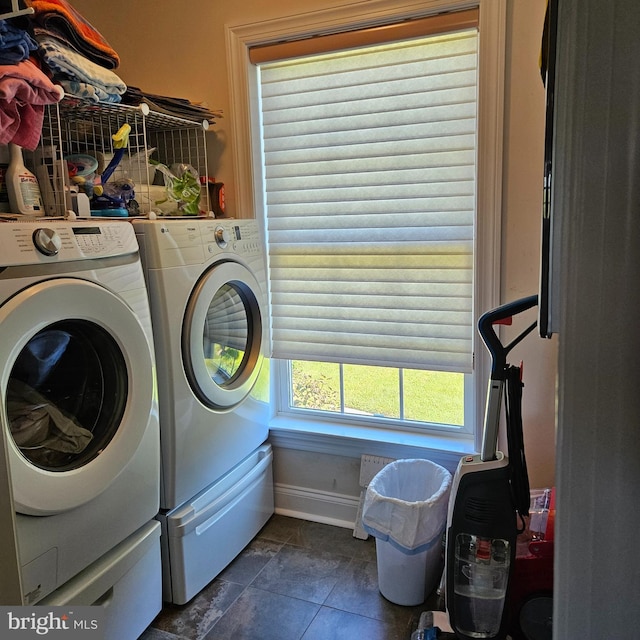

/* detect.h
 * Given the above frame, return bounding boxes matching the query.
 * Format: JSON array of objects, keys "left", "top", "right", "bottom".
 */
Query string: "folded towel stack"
[
  {"left": 26, "top": 0, "right": 119, "bottom": 68},
  {"left": 26, "top": 0, "right": 127, "bottom": 104},
  {"left": 37, "top": 35, "right": 125, "bottom": 103}
]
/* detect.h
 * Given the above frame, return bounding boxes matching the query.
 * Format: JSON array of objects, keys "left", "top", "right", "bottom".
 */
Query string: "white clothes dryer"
[
  {"left": 0, "top": 219, "right": 160, "bottom": 609},
  {"left": 133, "top": 218, "right": 273, "bottom": 604}
]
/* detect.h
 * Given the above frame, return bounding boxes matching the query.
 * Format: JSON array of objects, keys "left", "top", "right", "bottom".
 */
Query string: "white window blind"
[{"left": 258, "top": 27, "right": 478, "bottom": 373}]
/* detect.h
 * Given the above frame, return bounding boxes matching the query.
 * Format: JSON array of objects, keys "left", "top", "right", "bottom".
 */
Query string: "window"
[
  {"left": 227, "top": 0, "right": 505, "bottom": 451},
  {"left": 288, "top": 361, "right": 467, "bottom": 428}
]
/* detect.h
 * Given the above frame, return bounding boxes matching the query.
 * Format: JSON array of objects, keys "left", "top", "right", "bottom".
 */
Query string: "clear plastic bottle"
[
  {"left": 411, "top": 611, "right": 437, "bottom": 640},
  {"left": 6, "top": 143, "right": 44, "bottom": 215}
]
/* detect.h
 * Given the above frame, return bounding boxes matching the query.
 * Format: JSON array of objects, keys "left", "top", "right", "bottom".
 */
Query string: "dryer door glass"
[
  {"left": 183, "top": 261, "right": 264, "bottom": 409},
  {"left": 6, "top": 319, "right": 128, "bottom": 471},
  {"left": 204, "top": 283, "right": 249, "bottom": 385}
]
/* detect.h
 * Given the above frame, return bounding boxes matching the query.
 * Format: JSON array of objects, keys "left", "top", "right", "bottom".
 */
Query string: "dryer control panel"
[
  {"left": 203, "top": 221, "right": 263, "bottom": 258},
  {"left": 0, "top": 220, "right": 138, "bottom": 266},
  {"left": 132, "top": 218, "right": 265, "bottom": 269}
]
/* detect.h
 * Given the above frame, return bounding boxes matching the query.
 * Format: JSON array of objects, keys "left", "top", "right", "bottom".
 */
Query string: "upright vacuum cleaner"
[{"left": 444, "top": 295, "right": 538, "bottom": 640}]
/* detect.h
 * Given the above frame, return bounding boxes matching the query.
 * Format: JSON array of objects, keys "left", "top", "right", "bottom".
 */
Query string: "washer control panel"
[{"left": 0, "top": 220, "right": 138, "bottom": 266}]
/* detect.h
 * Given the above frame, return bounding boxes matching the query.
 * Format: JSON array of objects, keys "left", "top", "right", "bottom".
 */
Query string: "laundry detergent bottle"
[{"left": 7, "top": 142, "right": 45, "bottom": 215}]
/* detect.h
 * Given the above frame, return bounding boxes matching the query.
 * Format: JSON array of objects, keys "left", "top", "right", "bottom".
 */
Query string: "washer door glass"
[
  {"left": 0, "top": 277, "right": 155, "bottom": 515},
  {"left": 7, "top": 320, "right": 127, "bottom": 471},
  {"left": 183, "top": 261, "right": 264, "bottom": 409}
]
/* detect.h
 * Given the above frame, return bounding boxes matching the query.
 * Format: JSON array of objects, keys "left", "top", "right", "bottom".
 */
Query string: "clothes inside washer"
[{"left": 7, "top": 378, "right": 93, "bottom": 463}]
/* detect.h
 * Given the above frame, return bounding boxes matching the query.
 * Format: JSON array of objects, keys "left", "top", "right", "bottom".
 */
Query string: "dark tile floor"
[{"left": 139, "top": 515, "right": 439, "bottom": 640}]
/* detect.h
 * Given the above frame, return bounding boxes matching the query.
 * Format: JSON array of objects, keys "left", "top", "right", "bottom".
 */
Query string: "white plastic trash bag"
[{"left": 362, "top": 458, "right": 452, "bottom": 554}]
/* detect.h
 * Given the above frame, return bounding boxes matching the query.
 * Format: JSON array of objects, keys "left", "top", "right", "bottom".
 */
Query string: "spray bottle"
[{"left": 6, "top": 143, "right": 44, "bottom": 215}]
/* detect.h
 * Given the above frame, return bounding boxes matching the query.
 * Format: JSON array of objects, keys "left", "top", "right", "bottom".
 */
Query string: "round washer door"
[
  {"left": 183, "top": 260, "right": 264, "bottom": 410},
  {"left": 0, "top": 278, "right": 154, "bottom": 515}
]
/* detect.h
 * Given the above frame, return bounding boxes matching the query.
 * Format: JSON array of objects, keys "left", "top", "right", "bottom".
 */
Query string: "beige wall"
[
  {"left": 501, "top": 0, "right": 557, "bottom": 487},
  {"left": 72, "top": 0, "right": 557, "bottom": 488}
]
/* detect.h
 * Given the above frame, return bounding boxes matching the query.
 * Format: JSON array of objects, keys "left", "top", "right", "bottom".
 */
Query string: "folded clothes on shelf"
[
  {"left": 0, "top": 17, "right": 37, "bottom": 64},
  {"left": 36, "top": 35, "right": 126, "bottom": 103},
  {"left": 26, "top": 0, "right": 120, "bottom": 69}
]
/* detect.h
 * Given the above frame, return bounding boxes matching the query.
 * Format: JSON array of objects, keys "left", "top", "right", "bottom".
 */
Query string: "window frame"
[
  {"left": 275, "top": 359, "right": 475, "bottom": 437},
  {"left": 226, "top": 0, "right": 506, "bottom": 458}
]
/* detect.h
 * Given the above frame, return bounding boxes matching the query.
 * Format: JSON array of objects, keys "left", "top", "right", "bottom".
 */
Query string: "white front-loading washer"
[
  {"left": 133, "top": 218, "right": 273, "bottom": 604},
  {"left": 0, "top": 219, "right": 160, "bottom": 615}
]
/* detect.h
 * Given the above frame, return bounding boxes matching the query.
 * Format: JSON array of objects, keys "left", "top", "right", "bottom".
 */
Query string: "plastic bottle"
[
  {"left": 411, "top": 611, "right": 438, "bottom": 640},
  {"left": 33, "top": 145, "right": 58, "bottom": 216},
  {"left": 0, "top": 143, "right": 11, "bottom": 213},
  {"left": 6, "top": 143, "right": 45, "bottom": 215}
]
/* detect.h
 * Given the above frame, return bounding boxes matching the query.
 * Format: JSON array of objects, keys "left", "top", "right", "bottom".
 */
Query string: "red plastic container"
[{"left": 507, "top": 488, "right": 555, "bottom": 639}]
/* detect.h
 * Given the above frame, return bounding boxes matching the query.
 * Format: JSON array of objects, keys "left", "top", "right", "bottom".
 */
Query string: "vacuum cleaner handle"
[
  {"left": 478, "top": 294, "right": 538, "bottom": 379},
  {"left": 478, "top": 294, "right": 538, "bottom": 462}
]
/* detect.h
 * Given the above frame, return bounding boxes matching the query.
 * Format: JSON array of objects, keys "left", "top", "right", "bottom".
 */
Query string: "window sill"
[{"left": 267, "top": 415, "right": 475, "bottom": 473}]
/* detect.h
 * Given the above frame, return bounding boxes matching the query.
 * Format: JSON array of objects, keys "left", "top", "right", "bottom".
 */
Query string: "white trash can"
[{"left": 362, "top": 458, "right": 452, "bottom": 606}]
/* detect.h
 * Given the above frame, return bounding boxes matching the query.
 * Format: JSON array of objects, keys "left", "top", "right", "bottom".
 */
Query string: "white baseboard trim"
[{"left": 274, "top": 482, "right": 360, "bottom": 530}]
